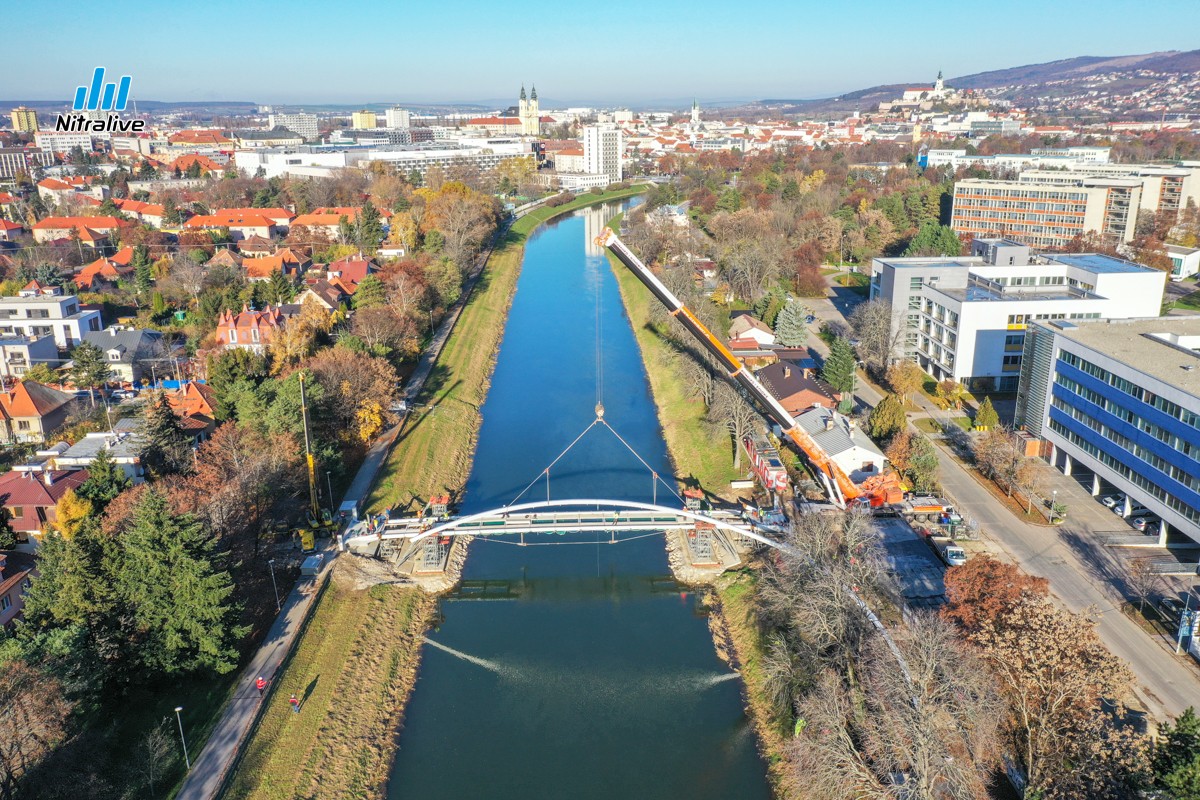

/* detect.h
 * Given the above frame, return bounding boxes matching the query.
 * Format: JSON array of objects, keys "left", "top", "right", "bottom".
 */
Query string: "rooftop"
[
  {"left": 1046, "top": 316, "right": 1200, "bottom": 396},
  {"left": 1044, "top": 253, "right": 1153, "bottom": 274}
]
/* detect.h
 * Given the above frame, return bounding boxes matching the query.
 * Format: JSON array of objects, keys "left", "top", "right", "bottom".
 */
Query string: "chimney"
[
  {"left": 43, "top": 470, "right": 54, "bottom": 487},
  {"left": 824, "top": 416, "right": 834, "bottom": 432},
  {"left": 783, "top": 365, "right": 791, "bottom": 379}
]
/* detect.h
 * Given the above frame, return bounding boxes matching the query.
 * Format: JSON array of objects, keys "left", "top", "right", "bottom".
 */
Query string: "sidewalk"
[{"left": 804, "top": 285, "right": 1200, "bottom": 720}]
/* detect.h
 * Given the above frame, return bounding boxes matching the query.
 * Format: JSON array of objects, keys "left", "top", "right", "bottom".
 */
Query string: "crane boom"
[{"left": 597, "top": 227, "right": 866, "bottom": 508}]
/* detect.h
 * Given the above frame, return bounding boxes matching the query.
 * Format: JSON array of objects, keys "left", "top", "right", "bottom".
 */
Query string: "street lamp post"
[
  {"left": 325, "top": 471, "right": 335, "bottom": 519},
  {"left": 268, "top": 559, "right": 280, "bottom": 613},
  {"left": 1052, "top": 489, "right": 1058, "bottom": 522},
  {"left": 174, "top": 706, "right": 191, "bottom": 770}
]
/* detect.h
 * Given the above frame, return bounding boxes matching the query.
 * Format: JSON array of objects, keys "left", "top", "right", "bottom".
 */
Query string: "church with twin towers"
[{"left": 518, "top": 84, "right": 540, "bottom": 135}]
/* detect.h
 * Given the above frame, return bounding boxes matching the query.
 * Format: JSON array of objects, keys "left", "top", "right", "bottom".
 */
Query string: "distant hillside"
[
  {"left": 752, "top": 48, "right": 1200, "bottom": 119},
  {"left": 949, "top": 50, "right": 1200, "bottom": 88}
]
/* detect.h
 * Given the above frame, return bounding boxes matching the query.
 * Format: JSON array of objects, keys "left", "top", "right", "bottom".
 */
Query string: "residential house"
[
  {"left": 794, "top": 407, "right": 887, "bottom": 484},
  {"left": 0, "top": 381, "right": 75, "bottom": 443},
  {"left": 728, "top": 314, "right": 776, "bottom": 346},
  {"left": 167, "top": 130, "right": 232, "bottom": 147},
  {"left": 214, "top": 304, "right": 288, "bottom": 353},
  {"left": 206, "top": 248, "right": 244, "bottom": 269},
  {"left": 36, "top": 176, "right": 105, "bottom": 206},
  {"left": 326, "top": 255, "right": 377, "bottom": 292},
  {"left": 167, "top": 381, "right": 217, "bottom": 441},
  {"left": 184, "top": 212, "right": 278, "bottom": 241},
  {"left": 237, "top": 235, "right": 275, "bottom": 257},
  {"left": 82, "top": 327, "right": 165, "bottom": 383},
  {"left": 0, "top": 220, "right": 22, "bottom": 242},
  {"left": 245, "top": 248, "right": 310, "bottom": 281},
  {"left": 113, "top": 198, "right": 166, "bottom": 227},
  {"left": 168, "top": 154, "right": 226, "bottom": 176},
  {"left": 75, "top": 249, "right": 136, "bottom": 291},
  {"left": 0, "top": 335, "right": 59, "bottom": 378},
  {"left": 214, "top": 207, "right": 294, "bottom": 230},
  {"left": 55, "top": 430, "right": 146, "bottom": 482},
  {"left": 0, "top": 470, "right": 90, "bottom": 546},
  {"left": 757, "top": 360, "right": 838, "bottom": 415},
  {"left": 0, "top": 552, "right": 35, "bottom": 628},
  {"left": 31, "top": 215, "right": 129, "bottom": 244},
  {"left": 0, "top": 285, "right": 104, "bottom": 348},
  {"left": 295, "top": 279, "right": 347, "bottom": 311}
]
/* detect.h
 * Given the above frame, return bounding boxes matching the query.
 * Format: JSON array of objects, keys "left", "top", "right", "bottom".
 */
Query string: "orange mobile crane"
[{"left": 597, "top": 227, "right": 903, "bottom": 509}]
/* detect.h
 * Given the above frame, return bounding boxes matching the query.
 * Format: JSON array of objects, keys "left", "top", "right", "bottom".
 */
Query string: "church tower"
[
  {"left": 934, "top": 70, "right": 945, "bottom": 95},
  {"left": 520, "top": 84, "right": 540, "bottom": 136},
  {"left": 690, "top": 98, "right": 701, "bottom": 128}
]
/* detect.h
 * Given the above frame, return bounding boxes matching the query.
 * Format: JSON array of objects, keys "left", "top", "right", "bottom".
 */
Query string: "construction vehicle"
[
  {"left": 896, "top": 495, "right": 960, "bottom": 524},
  {"left": 742, "top": 432, "right": 789, "bottom": 492},
  {"left": 596, "top": 227, "right": 904, "bottom": 510}
]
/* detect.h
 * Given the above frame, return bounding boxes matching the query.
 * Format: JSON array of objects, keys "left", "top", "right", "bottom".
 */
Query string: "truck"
[
  {"left": 896, "top": 496, "right": 961, "bottom": 524},
  {"left": 918, "top": 527, "right": 968, "bottom": 567},
  {"left": 742, "top": 433, "right": 789, "bottom": 493}
]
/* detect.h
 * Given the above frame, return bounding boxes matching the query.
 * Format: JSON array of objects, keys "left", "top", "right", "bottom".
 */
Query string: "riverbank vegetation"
[
  {"left": 366, "top": 184, "right": 647, "bottom": 512},
  {"left": 225, "top": 562, "right": 435, "bottom": 800}
]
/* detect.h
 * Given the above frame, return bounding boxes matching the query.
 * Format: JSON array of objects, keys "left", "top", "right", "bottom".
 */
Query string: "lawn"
[
  {"left": 606, "top": 212, "right": 743, "bottom": 500},
  {"left": 224, "top": 566, "right": 435, "bottom": 800},
  {"left": 1173, "top": 290, "right": 1200, "bottom": 312},
  {"left": 915, "top": 415, "right": 972, "bottom": 434},
  {"left": 365, "top": 185, "right": 647, "bottom": 513}
]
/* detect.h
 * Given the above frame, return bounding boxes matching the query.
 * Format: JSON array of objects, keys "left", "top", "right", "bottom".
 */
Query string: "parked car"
[
  {"left": 1100, "top": 494, "right": 1122, "bottom": 510},
  {"left": 1130, "top": 515, "right": 1157, "bottom": 532},
  {"left": 1143, "top": 521, "right": 1161, "bottom": 537},
  {"left": 805, "top": 314, "right": 816, "bottom": 324},
  {"left": 1158, "top": 596, "right": 1185, "bottom": 624}
]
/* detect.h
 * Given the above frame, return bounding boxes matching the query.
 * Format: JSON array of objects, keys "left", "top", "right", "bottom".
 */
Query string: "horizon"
[{"left": 9, "top": 0, "right": 1200, "bottom": 106}]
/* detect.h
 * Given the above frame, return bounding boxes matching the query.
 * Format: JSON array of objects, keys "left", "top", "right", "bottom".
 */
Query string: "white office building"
[
  {"left": 267, "top": 112, "right": 319, "bottom": 141},
  {"left": 0, "top": 287, "right": 103, "bottom": 350},
  {"left": 923, "top": 146, "right": 1111, "bottom": 171},
  {"left": 869, "top": 238, "right": 1166, "bottom": 392},
  {"left": 235, "top": 139, "right": 533, "bottom": 181},
  {"left": 1018, "top": 162, "right": 1200, "bottom": 219},
  {"left": 583, "top": 124, "right": 622, "bottom": 183},
  {"left": 384, "top": 106, "right": 411, "bottom": 129},
  {"left": 1016, "top": 316, "right": 1200, "bottom": 546}
]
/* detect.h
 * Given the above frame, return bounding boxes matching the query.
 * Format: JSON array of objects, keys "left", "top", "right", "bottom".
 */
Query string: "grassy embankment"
[
  {"left": 224, "top": 565, "right": 436, "bottom": 800},
  {"left": 604, "top": 214, "right": 742, "bottom": 501},
  {"left": 366, "top": 185, "right": 649, "bottom": 513},
  {"left": 710, "top": 569, "right": 796, "bottom": 796}
]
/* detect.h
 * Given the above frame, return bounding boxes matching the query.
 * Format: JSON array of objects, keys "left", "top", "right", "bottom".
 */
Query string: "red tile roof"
[
  {"left": 184, "top": 212, "right": 275, "bottom": 230},
  {"left": 0, "top": 470, "right": 90, "bottom": 508},
  {"left": 31, "top": 216, "right": 127, "bottom": 232},
  {"left": 0, "top": 381, "right": 75, "bottom": 418}
]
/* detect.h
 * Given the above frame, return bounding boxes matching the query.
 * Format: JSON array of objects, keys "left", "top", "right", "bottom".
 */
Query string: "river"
[{"left": 386, "top": 199, "right": 772, "bottom": 799}]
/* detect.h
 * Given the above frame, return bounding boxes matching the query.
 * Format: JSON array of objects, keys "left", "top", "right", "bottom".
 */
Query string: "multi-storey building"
[
  {"left": 234, "top": 140, "right": 534, "bottom": 181},
  {"left": 9, "top": 107, "right": 38, "bottom": 133},
  {"left": 350, "top": 110, "right": 377, "bottom": 130},
  {"left": 923, "top": 146, "right": 1111, "bottom": 171},
  {"left": 1016, "top": 316, "right": 1200, "bottom": 546},
  {"left": 384, "top": 106, "right": 411, "bottom": 129},
  {"left": 951, "top": 178, "right": 1141, "bottom": 249},
  {"left": 869, "top": 238, "right": 1165, "bottom": 392},
  {"left": 0, "top": 147, "right": 53, "bottom": 180},
  {"left": 0, "top": 287, "right": 103, "bottom": 350},
  {"left": 583, "top": 124, "right": 622, "bottom": 183},
  {"left": 267, "top": 112, "right": 319, "bottom": 141},
  {"left": 0, "top": 335, "right": 60, "bottom": 378},
  {"left": 1018, "top": 162, "right": 1200, "bottom": 219}
]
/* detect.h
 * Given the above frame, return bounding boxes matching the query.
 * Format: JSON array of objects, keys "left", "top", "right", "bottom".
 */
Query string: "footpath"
[{"left": 806, "top": 285, "right": 1200, "bottom": 720}]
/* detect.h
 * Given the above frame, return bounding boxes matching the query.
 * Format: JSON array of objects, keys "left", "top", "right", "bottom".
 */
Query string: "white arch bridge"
[{"left": 340, "top": 498, "right": 787, "bottom": 555}]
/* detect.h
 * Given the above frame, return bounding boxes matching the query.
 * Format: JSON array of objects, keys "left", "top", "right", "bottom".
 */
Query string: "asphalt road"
[{"left": 805, "top": 281, "right": 1200, "bottom": 721}]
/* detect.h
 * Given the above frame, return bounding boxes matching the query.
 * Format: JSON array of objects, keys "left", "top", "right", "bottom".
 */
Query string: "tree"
[
  {"left": 161, "top": 196, "right": 181, "bottom": 226},
  {"left": 352, "top": 274, "right": 387, "bottom": 309},
  {"left": 866, "top": 394, "right": 906, "bottom": 441},
  {"left": 821, "top": 337, "right": 857, "bottom": 413},
  {"left": 355, "top": 200, "right": 384, "bottom": 252},
  {"left": 935, "top": 378, "right": 965, "bottom": 410},
  {"left": 141, "top": 392, "right": 192, "bottom": 478},
  {"left": 69, "top": 342, "right": 111, "bottom": 407},
  {"left": 885, "top": 361, "right": 924, "bottom": 404},
  {"left": 22, "top": 363, "right": 57, "bottom": 385},
  {"left": 52, "top": 489, "right": 92, "bottom": 538},
  {"left": 77, "top": 449, "right": 131, "bottom": 509},
  {"left": 1155, "top": 708, "right": 1200, "bottom": 799},
  {"left": 849, "top": 300, "right": 901, "bottom": 376},
  {"left": 974, "top": 395, "right": 999, "bottom": 430},
  {"left": 0, "top": 510, "right": 14, "bottom": 551},
  {"left": 115, "top": 490, "right": 244, "bottom": 677},
  {"left": 0, "top": 661, "right": 71, "bottom": 800},
  {"left": 709, "top": 383, "right": 758, "bottom": 469},
  {"left": 904, "top": 222, "right": 963, "bottom": 257},
  {"left": 906, "top": 433, "right": 940, "bottom": 493},
  {"left": 942, "top": 554, "right": 1049, "bottom": 635},
  {"left": 772, "top": 299, "right": 808, "bottom": 347}
]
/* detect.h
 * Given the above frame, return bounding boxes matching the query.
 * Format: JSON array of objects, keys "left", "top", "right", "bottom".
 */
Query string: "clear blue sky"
[{"left": 8, "top": 0, "right": 1200, "bottom": 107}]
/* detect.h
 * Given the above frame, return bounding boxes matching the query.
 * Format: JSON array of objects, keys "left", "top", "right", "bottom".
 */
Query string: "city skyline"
[{"left": 9, "top": 0, "right": 1200, "bottom": 105}]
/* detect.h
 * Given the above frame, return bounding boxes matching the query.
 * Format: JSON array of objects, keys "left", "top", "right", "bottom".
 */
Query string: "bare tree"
[
  {"left": 849, "top": 299, "right": 904, "bottom": 376},
  {"left": 131, "top": 718, "right": 176, "bottom": 797},
  {"left": 1126, "top": 558, "right": 1159, "bottom": 613},
  {"left": 0, "top": 661, "right": 71, "bottom": 800},
  {"left": 708, "top": 382, "right": 759, "bottom": 469},
  {"left": 790, "top": 671, "right": 891, "bottom": 800}
]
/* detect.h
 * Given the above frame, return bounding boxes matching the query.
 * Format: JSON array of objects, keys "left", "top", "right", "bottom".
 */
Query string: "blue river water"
[{"left": 386, "top": 200, "right": 772, "bottom": 799}]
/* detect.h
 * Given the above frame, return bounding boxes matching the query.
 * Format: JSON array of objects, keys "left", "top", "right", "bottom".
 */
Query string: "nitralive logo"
[{"left": 55, "top": 67, "right": 146, "bottom": 132}]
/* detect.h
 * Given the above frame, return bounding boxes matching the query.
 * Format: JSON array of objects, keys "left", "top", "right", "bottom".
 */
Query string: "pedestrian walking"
[
  {"left": 289, "top": 693, "right": 300, "bottom": 714},
  {"left": 255, "top": 676, "right": 267, "bottom": 697}
]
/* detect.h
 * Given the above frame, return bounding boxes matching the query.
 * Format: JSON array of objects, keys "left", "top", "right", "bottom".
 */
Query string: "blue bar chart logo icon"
[{"left": 72, "top": 67, "right": 132, "bottom": 112}]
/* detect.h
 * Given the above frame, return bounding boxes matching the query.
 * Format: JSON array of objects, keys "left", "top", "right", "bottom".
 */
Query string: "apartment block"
[
  {"left": 951, "top": 178, "right": 1141, "bottom": 249},
  {"left": 870, "top": 238, "right": 1166, "bottom": 392},
  {"left": 267, "top": 112, "right": 319, "bottom": 141},
  {"left": 1019, "top": 162, "right": 1200, "bottom": 219},
  {"left": 384, "top": 106, "right": 411, "bottom": 129},
  {"left": 583, "top": 124, "right": 622, "bottom": 183},
  {"left": 1016, "top": 316, "right": 1200, "bottom": 546},
  {"left": 351, "top": 110, "right": 377, "bottom": 129},
  {"left": 9, "top": 107, "right": 38, "bottom": 133},
  {"left": 0, "top": 287, "right": 103, "bottom": 349}
]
